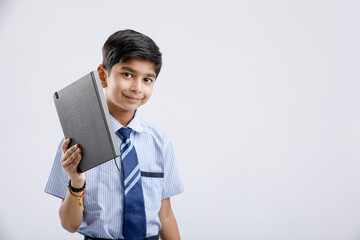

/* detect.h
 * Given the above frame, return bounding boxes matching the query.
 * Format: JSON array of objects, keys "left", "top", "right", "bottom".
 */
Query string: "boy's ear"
[{"left": 97, "top": 65, "right": 107, "bottom": 88}]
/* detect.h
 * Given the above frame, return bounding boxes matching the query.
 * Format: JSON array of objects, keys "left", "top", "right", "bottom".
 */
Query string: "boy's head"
[
  {"left": 101, "top": 29, "right": 162, "bottom": 77},
  {"left": 98, "top": 30, "right": 162, "bottom": 122}
]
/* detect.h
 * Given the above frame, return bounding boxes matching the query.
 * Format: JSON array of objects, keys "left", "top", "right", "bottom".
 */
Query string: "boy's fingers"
[
  {"left": 62, "top": 144, "right": 79, "bottom": 163},
  {"left": 72, "top": 153, "right": 82, "bottom": 168},
  {"left": 66, "top": 153, "right": 82, "bottom": 173},
  {"left": 70, "top": 153, "right": 82, "bottom": 173},
  {"left": 61, "top": 138, "right": 71, "bottom": 154},
  {"left": 64, "top": 148, "right": 80, "bottom": 166},
  {"left": 62, "top": 147, "right": 81, "bottom": 169}
]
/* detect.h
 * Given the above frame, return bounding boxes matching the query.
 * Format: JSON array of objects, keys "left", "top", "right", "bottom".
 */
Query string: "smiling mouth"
[{"left": 123, "top": 94, "right": 143, "bottom": 101}]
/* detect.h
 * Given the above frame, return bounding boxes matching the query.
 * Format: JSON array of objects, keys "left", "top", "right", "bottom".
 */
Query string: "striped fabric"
[
  {"left": 118, "top": 127, "right": 147, "bottom": 240},
  {"left": 44, "top": 111, "right": 184, "bottom": 239}
]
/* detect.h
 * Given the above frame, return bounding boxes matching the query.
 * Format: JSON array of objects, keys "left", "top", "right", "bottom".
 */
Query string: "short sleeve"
[
  {"left": 162, "top": 139, "right": 184, "bottom": 199},
  {"left": 44, "top": 138, "right": 69, "bottom": 199}
]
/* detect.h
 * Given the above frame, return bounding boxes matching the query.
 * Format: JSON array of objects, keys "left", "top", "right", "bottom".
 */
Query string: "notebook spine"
[{"left": 91, "top": 71, "right": 117, "bottom": 157}]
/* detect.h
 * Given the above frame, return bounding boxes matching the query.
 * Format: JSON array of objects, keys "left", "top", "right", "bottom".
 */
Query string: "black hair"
[{"left": 102, "top": 29, "right": 162, "bottom": 77}]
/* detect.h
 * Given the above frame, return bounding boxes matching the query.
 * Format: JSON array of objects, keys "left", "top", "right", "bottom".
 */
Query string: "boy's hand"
[{"left": 61, "top": 138, "right": 86, "bottom": 188}]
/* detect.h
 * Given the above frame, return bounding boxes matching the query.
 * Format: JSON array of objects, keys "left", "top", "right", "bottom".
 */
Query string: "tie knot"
[{"left": 118, "top": 127, "right": 132, "bottom": 140}]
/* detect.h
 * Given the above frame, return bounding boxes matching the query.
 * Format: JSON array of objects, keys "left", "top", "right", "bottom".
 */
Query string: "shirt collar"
[{"left": 110, "top": 110, "right": 146, "bottom": 133}]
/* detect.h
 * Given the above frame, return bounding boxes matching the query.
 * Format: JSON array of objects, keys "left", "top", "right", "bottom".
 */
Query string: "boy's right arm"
[{"left": 58, "top": 138, "right": 86, "bottom": 233}]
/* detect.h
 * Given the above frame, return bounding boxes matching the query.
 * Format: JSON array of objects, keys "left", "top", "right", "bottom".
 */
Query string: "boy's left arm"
[{"left": 158, "top": 198, "right": 180, "bottom": 240}]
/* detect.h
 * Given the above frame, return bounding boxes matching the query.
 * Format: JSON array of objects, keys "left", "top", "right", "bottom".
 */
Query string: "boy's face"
[{"left": 98, "top": 59, "right": 156, "bottom": 116}]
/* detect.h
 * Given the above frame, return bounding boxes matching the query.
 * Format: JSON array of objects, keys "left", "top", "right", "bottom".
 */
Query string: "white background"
[{"left": 0, "top": 0, "right": 359, "bottom": 239}]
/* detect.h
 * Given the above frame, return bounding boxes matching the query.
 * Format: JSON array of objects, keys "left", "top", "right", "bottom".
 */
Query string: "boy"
[{"left": 45, "top": 29, "right": 184, "bottom": 240}]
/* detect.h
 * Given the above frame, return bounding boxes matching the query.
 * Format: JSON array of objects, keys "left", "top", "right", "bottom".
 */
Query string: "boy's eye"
[
  {"left": 122, "top": 73, "right": 132, "bottom": 78},
  {"left": 144, "top": 78, "right": 153, "bottom": 83}
]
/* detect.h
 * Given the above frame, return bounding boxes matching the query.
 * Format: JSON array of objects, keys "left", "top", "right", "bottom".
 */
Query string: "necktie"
[{"left": 118, "top": 127, "right": 147, "bottom": 240}]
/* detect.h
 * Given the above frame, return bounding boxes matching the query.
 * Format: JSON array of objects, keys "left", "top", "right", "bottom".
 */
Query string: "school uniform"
[{"left": 45, "top": 111, "right": 184, "bottom": 239}]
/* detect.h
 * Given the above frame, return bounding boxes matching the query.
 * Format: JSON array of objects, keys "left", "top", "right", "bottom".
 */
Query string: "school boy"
[{"left": 45, "top": 29, "right": 184, "bottom": 240}]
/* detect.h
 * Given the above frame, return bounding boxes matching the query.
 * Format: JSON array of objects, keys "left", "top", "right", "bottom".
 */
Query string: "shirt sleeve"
[
  {"left": 44, "top": 138, "right": 69, "bottom": 199},
  {"left": 162, "top": 139, "right": 184, "bottom": 199}
]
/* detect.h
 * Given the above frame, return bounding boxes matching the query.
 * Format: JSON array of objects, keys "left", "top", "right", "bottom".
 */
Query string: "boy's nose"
[{"left": 130, "top": 79, "right": 142, "bottom": 93}]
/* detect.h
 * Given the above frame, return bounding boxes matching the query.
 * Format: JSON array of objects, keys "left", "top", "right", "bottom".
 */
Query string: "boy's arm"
[
  {"left": 58, "top": 138, "right": 86, "bottom": 232},
  {"left": 59, "top": 192, "right": 84, "bottom": 232},
  {"left": 158, "top": 198, "right": 180, "bottom": 240}
]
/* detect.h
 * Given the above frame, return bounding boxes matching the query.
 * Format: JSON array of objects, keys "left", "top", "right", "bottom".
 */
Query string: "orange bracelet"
[{"left": 68, "top": 188, "right": 85, "bottom": 210}]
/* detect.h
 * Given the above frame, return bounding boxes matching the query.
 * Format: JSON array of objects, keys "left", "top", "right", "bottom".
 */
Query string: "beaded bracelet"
[{"left": 68, "top": 180, "right": 86, "bottom": 193}]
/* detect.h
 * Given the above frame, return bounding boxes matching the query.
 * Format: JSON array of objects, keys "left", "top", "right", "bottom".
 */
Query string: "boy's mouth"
[{"left": 123, "top": 93, "right": 143, "bottom": 101}]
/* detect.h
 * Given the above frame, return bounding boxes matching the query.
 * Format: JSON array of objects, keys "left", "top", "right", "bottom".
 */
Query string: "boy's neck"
[{"left": 110, "top": 109, "right": 136, "bottom": 127}]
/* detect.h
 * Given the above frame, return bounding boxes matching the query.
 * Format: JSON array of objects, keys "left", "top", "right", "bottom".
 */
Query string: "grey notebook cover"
[{"left": 53, "top": 71, "right": 120, "bottom": 172}]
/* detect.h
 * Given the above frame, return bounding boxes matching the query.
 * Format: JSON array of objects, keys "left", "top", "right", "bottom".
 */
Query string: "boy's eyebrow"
[{"left": 120, "top": 66, "right": 156, "bottom": 79}]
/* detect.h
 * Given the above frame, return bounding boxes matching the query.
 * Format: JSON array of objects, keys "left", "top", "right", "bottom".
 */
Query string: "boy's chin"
[{"left": 119, "top": 104, "right": 141, "bottom": 112}]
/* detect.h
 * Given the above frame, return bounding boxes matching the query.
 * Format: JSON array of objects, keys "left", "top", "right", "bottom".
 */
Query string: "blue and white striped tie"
[{"left": 118, "top": 127, "right": 146, "bottom": 240}]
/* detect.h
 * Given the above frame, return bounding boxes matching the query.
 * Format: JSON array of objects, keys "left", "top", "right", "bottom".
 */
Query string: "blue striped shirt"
[{"left": 45, "top": 111, "right": 184, "bottom": 238}]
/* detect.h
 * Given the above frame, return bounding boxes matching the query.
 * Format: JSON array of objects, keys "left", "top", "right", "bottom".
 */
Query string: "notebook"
[{"left": 53, "top": 71, "right": 120, "bottom": 172}]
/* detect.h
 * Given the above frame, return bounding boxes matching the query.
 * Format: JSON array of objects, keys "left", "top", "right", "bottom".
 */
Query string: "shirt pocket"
[{"left": 141, "top": 173, "right": 164, "bottom": 211}]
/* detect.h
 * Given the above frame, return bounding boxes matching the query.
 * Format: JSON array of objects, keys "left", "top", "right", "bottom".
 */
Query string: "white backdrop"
[{"left": 0, "top": 0, "right": 359, "bottom": 239}]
